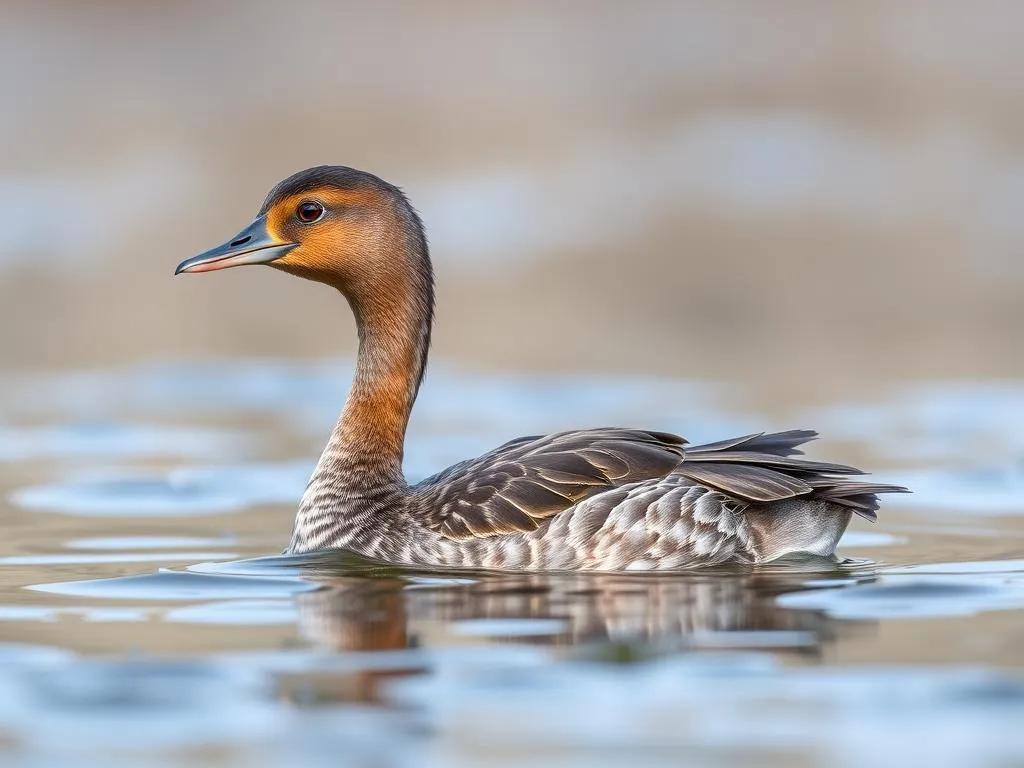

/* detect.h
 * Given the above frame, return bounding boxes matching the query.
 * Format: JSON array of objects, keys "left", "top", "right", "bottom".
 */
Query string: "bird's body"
[
  {"left": 176, "top": 165, "right": 906, "bottom": 571},
  {"left": 292, "top": 428, "right": 882, "bottom": 571}
]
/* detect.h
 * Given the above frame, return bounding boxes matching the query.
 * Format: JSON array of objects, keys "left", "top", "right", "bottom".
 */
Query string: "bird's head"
[{"left": 175, "top": 166, "right": 424, "bottom": 294}]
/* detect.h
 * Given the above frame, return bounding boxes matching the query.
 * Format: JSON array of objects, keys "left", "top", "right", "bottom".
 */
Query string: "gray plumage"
[{"left": 290, "top": 428, "right": 906, "bottom": 570}]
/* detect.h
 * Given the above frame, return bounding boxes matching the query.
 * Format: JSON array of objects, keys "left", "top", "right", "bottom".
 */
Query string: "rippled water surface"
[{"left": 1, "top": 360, "right": 1022, "bottom": 767}]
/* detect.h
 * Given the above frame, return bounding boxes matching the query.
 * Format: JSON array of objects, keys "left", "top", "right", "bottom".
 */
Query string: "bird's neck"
[
  {"left": 334, "top": 282, "right": 432, "bottom": 481},
  {"left": 292, "top": 220, "right": 433, "bottom": 552}
]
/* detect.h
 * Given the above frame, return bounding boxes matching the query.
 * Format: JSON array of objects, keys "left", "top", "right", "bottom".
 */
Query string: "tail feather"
[
  {"left": 684, "top": 429, "right": 818, "bottom": 457},
  {"left": 683, "top": 430, "right": 908, "bottom": 522}
]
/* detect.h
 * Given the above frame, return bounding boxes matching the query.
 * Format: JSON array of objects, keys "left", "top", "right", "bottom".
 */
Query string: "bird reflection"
[
  {"left": 296, "top": 565, "right": 863, "bottom": 655},
  {"left": 286, "top": 563, "right": 873, "bottom": 705}
]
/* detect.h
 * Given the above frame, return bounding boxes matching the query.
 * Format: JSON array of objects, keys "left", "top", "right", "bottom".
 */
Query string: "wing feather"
[
  {"left": 412, "top": 427, "right": 907, "bottom": 541},
  {"left": 414, "top": 428, "right": 686, "bottom": 540},
  {"left": 676, "top": 463, "right": 813, "bottom": 502}
]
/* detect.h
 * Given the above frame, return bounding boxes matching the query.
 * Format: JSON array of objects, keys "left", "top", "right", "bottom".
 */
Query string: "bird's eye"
[{"left": 297, "top": 201, "right": 325, "bottom": 223}]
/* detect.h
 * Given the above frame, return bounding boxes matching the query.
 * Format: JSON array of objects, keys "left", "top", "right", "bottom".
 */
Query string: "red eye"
[{"left": 297, "top": 201, "right": 325, "bottom": 223}]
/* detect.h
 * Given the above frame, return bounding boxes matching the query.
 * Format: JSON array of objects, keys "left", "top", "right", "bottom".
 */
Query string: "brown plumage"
[{"left": 175, "top": 165, "right": 908, "bottom": 571}]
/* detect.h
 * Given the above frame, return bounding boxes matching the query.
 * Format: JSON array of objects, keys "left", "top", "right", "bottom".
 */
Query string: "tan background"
[{"left": 2, "top": 1, "right": 1023, "bottom": 404}]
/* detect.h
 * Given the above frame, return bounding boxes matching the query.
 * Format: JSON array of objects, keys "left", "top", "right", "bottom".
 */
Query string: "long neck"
[
  {"left": 291, "top": 210, "right": 433, "bottom": 553},
  {"left": 334, "top": 274, "right": 432, "bottom": 482}
]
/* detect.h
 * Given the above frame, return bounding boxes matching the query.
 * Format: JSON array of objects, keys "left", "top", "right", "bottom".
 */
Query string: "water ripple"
[
  {"left": 29, "top": 570, "right": 316, "bottom": 601},
  {"left": 9, "top": 461, "right": 311, "bottom": 517},
  {"left": 0, "top": 422, "right": 248, "bottom": 461},
  {"left": 777, "top": 564, "right": 1024, "bottom": 619}
]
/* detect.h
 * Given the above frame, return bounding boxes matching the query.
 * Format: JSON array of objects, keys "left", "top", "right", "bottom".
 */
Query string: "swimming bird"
[{"left": 175, "top": 166, "right": 906, "bottom": 571}]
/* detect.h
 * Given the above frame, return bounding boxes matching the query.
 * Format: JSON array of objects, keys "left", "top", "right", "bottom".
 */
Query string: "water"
[{"left": 0, "top": 360, "right": 1021, "bottom": 767}]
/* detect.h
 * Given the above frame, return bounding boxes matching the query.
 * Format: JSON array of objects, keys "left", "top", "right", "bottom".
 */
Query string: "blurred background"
[
  {"left": 2, "top": 4, "right": 1024, "bottom": 765},
  {"left": 4, "top": 0, "right": 1022, "bottom": 402}
]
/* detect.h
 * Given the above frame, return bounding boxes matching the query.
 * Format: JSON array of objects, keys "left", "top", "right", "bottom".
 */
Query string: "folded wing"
[{"left": 413, "top": 428, "right": 907, "bottom": 541}]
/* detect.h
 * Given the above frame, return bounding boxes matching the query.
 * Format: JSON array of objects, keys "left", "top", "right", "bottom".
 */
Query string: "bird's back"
[{"left": 384, "top": 429, "right": 906, "bottom": 571}]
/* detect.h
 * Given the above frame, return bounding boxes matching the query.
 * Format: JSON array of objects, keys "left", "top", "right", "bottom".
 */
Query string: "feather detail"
[
  {"left": 416, "top": 428, "right": 686, "bottom": 540},
  {"left": 676, "top": 462, "right": 814, "bottom": 502},
  {"left": 413, "top": 428, "right": 907, "bottom": 545}
]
